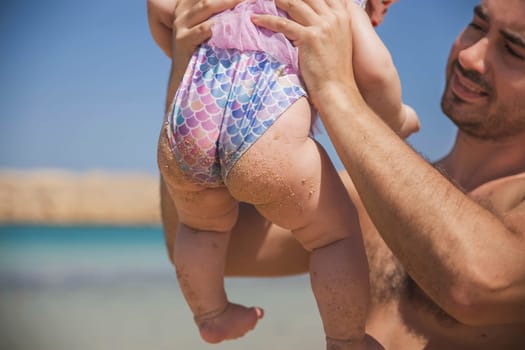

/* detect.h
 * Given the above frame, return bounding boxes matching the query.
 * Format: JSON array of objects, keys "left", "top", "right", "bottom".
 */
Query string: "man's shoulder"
[
  {"left": 470, "top": 172, "right": 525, "bottom": 234},
  {"left": 470, "top": 172, "right": 525, "bottom": 209}
]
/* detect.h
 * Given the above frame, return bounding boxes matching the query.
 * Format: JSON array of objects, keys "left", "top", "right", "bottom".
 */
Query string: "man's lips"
[{"left": 450, "top": 68, "right": 489, "bottom": 102}]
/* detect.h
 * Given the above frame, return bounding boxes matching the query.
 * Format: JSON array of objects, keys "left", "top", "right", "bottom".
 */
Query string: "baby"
[{"left": 155, "top": 0, "right": 417, "bottom": 348}]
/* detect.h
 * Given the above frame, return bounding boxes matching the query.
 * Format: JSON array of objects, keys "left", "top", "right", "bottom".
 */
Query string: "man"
[{"left": 149, "top": 0, "right": 525, "bottom": 348}]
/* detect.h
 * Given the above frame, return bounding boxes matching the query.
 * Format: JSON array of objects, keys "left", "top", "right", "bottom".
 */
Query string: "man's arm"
[
  {"left": 253, "top": 0, "right": 525, "bottom": 326},
  {"left": 316, "top": 84, "right": 525, "bottom": 326}
]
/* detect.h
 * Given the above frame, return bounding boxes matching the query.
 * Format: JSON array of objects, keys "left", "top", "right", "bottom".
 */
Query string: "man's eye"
[
  {"left": 505, "top": 44, "right": 525, "bottom": 61},
  {"left": 468, "top": 22, "right": 485, "bottom": 31}
]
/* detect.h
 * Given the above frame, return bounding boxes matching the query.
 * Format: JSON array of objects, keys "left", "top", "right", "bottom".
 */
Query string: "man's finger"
[
  {"left": 182, "top": 0, "right": 243, "bottom": 27},
  {"left": 175, "top": 20, "right": 214, "bottom": 47},
  {"left": 272, "top": 0, "right": 319, "bottom": 26},
  {"left": 274, "top": 0, "right": 327, "bottom": 16},
  {"left": 251, "top": 14, "right": 304, "bottom": 43},
  {"left": 188, "top": 20, "right": 214, "bottom": 46},
  {"left": 321, "top": 0, "right": 339, "bottom": 11}
]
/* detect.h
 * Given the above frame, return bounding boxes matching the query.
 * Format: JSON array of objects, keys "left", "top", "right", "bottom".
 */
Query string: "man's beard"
[{"left": 441, "top": 61, "right": 525, "bottom": 141}]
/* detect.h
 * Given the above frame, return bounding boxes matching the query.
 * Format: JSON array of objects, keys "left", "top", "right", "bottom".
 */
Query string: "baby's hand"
[
  {"left": 398, "top": 104, "right": 420, "bottom": 139},
  {"left": 365, "top": 0, "right": 398, "bottom": 27}
]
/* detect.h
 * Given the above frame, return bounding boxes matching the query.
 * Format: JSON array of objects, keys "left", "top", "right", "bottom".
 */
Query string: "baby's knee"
[
  {"left": 179, "top": 202, "right": 239, "bottom": 233},
  {"left": 292, "top": 226, "right": 351, "bottom": 252}
]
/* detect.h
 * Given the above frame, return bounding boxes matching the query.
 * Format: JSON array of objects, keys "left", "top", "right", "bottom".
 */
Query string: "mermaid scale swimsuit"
[
  {"left": 167, "top": 0, "right": 367, "bottom": 187},
  {"left": 167, "top": 45, "right": 305, "bottom": 186}
]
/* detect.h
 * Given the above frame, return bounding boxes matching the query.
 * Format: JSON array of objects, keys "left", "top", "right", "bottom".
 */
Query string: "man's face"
[{"left": 441, "top": 0, "right": 525, "bottom": 140}]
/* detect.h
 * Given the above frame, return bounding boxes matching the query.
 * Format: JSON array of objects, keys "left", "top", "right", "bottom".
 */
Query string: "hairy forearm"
[{"left": 317, "top": 84, "right": 523, "bottom": 324}]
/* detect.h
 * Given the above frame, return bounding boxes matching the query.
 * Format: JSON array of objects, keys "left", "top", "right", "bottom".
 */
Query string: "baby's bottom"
[{"left": 160, "top": 98, "right": 369, "bottom": 348}]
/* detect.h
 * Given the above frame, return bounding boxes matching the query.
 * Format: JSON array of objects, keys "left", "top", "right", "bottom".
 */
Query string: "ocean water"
[{"left": 0, "top": 226, "right": 323, "bottom": 350}]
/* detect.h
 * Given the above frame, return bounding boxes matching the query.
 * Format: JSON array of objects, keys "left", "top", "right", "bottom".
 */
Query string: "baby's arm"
[
  {"left": 147, "top": 0, "right": 177, "bottom": 57},
  {"left": 349, "top": 2, "right": 419, "bottom": 138}
]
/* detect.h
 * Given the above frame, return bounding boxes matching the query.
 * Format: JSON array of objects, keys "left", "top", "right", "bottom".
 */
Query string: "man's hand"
[
  {"left": 148, "top": 0, "right": 243, "bottom": 105},
  {"left": 252, "top": 0, "right": 360, "bottom": 111},
  {"left": 170, "top": 0, "right": 244, "bottom": 65},
  {"left": 147, "top": 0, "right": 243, "bottom": 61}
]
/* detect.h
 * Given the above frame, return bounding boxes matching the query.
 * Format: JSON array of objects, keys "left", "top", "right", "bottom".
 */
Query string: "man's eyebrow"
[
  {"left": 501, "top": 30, "right": 525, "bottom": 50},
  {"left": 474, "top": 5, "right": 488, "bottom": 21},
  {"left": 473, "top": 4, "right": 525, "bottom": 50}
]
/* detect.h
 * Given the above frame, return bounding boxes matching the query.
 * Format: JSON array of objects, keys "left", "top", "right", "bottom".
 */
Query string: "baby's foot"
[{"left": 195, "top": 302, "right": 264, "bottom": 344}]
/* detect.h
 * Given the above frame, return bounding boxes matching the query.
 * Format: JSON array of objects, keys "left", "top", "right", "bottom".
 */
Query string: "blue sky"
[{"left": 0, "top": 0, "right": 479, "bottom": 174}]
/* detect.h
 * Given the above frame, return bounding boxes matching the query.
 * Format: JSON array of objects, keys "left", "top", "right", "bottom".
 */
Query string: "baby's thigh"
[
  {"left": 226, "top": 98, "right": 356, "bottom": 248},
  {"left": 158, "top": 125, "right": 238, "bottom": 232},
  {"left": 225, "top": 97, "right": 311, "bottom": 205}
]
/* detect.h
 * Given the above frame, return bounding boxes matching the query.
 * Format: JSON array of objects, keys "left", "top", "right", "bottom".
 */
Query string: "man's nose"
[{"left": 458, "top": 37, "right": 489, "bottom": 75}]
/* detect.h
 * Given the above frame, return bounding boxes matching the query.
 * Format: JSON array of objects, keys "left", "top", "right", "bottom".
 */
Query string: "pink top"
[
  {"left": 207, "top": 0, "right": 368, "bottom": 73},
  {"left": 207, "top": 0, "right": 299, "bottom": 72}
]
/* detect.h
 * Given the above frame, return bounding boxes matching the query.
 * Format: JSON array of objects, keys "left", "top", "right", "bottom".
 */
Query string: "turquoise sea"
[{"left": 0, "top": 226, "right": 323, "bottom": 350}]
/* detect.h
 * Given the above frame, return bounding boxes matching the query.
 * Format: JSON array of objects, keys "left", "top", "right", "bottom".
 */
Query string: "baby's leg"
[
  {"left": 158, "top": 131, "right": 263, "bottom": 343},
  {"left": 226, "top": 99, "right": 369, "bottom": 349}
]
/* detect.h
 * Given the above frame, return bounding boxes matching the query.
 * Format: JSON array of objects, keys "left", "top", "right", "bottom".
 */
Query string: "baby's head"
[{"left": 366, "top": 0, "right": 399, "bottom": 27}]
